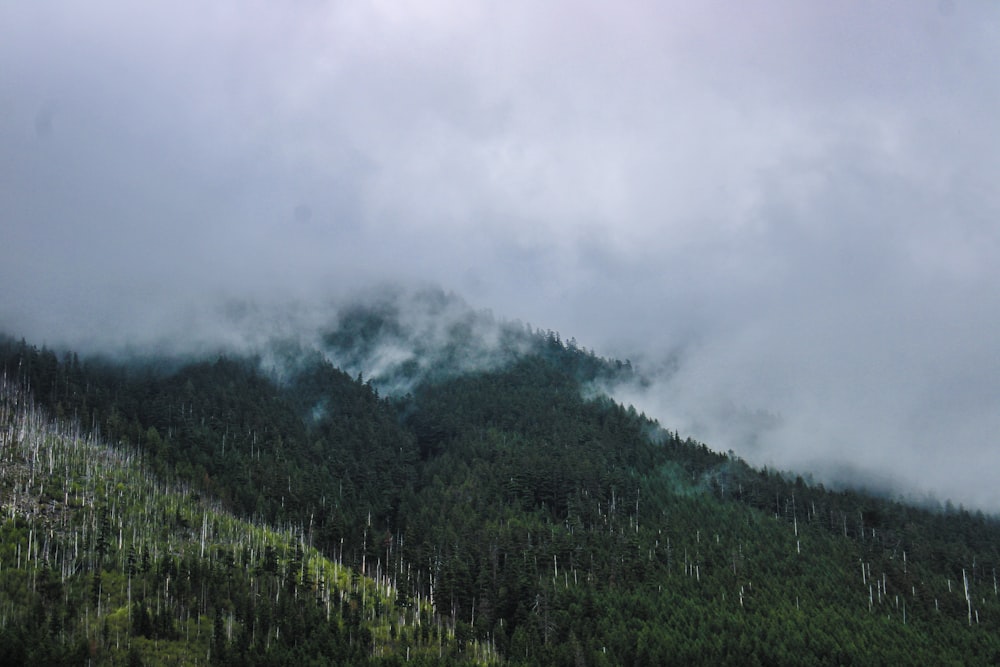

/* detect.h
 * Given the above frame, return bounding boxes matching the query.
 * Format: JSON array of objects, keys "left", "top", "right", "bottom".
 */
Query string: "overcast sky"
[{"left": 2, "top": 1, "right": 999, "bottom": 510}]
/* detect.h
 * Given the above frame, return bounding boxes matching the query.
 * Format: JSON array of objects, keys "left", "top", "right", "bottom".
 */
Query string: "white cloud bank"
[{"left": 2, "top": 0, "right": 999, "bottom": 509}]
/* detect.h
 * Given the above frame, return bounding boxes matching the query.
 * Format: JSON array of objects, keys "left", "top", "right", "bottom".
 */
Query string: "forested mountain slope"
[
  {"left": 0, "top": 372, "right": 493, "bottom": 665},
  {"left": 2, "top": 295, "right": 999, "bottom": 665}
]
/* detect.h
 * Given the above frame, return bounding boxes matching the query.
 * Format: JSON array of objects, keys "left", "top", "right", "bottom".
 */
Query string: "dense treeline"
[
  {"left": 2, "top": 311, "right": 1000, "bottom": 665},
  {"left": 0, "top": 371, "right": 490, "bottom": 665}
]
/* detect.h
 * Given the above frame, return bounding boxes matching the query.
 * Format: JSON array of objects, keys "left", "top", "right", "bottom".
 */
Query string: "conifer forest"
[{"left": 2, "top": 297, "right": 999, "bottom": 665}]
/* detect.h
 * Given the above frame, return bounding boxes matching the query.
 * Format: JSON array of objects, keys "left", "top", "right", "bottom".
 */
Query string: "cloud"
[{"left": 2, "top": 0, "right": 999, "bottom": 509}]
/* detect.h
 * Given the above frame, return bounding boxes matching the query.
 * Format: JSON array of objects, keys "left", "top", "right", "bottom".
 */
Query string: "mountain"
[
  {"left": 2, "top": 290, "right": 999, "bottom": 665},
  {"left": 0, "top": 369, "right": 494, "bottom": 665}
]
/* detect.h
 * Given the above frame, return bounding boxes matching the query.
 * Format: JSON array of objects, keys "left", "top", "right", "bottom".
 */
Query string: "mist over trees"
[{"left": 2, "top": 294, "right": 1000, "bottom": 665}]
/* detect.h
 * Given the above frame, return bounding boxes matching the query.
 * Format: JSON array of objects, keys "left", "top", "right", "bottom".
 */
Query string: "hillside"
[
  {"left": 2, "top": 294, "right": 1000, "bottom": 665},
  {"left": 0, "top": 373, "right": 494, "bottom": 665}
]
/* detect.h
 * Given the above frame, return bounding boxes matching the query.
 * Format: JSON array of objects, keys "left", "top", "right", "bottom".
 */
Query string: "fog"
[{"left": 2, "top": 1, "right": 999, "bottom": 510}]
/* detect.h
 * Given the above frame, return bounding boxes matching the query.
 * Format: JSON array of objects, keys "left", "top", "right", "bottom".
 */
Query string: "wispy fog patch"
[
  {"left": 606, "top": 318, "right": 1000, "bottom": 512},
  {"left": 318, "top": 286, "right": 534, "bottom": 395}
]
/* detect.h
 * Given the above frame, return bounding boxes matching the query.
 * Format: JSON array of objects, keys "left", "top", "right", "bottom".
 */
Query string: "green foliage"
[
  {"left": 0, "top": 371, "right": 490, "bottom": 666},
  {"left": 3, "top": 323, "right": 1000, "bottom": 665}
]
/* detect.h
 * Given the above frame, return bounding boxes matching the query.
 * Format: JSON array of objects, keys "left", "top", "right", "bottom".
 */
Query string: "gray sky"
[{"left": 3, "top": 1, "right": 999, "bottom": 510}]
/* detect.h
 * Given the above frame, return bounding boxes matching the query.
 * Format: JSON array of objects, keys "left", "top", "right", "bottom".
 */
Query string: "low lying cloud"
[{"left": 2, "top": 1, "right": 999, "bottom": 510}]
